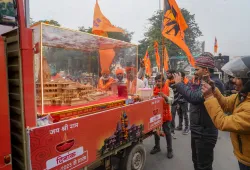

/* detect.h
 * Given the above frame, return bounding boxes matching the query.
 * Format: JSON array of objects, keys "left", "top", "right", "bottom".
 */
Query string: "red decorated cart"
[{"left": 0, "top": 1, "right": 163, "bottom": 170}]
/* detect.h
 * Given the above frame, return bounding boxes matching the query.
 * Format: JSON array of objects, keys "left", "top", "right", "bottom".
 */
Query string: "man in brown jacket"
[{"left": 202, "top": 56, "right": 250, "bottom": 170}]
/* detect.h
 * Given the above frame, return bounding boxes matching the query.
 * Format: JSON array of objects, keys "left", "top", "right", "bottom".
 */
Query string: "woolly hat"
[{"left": 195, "top": 52, "right": 215, "bottom": 69}]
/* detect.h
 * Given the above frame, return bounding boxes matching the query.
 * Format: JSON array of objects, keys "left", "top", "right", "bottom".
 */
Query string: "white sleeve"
[
  {"left": 144, "top": 79, "right": 149, "bottom": 88},
  {"left": 166, "top": 87, "right": 174, "bottom": 105}
]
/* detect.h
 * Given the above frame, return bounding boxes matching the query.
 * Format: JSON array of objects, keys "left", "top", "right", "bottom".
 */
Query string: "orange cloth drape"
[
  {"left": 154, "top": 41, "right": 161, "bottom": 70},
  {"left": 162, "top": 0, "right": 195, "bottom": 67},
  {"left": 99, "top": 49, "right": 115, "bottom": 73},
  {"left": 93, "top": 0, "right": 124, "bottom": 36}
]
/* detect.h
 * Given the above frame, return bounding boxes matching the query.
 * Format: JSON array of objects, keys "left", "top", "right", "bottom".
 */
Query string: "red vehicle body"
[{"left": 0, "top": 1, "right": 164, "bottom": 170}]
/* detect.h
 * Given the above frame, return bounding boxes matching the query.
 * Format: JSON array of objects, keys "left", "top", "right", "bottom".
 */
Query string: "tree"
[
  {"left": 32, "top": 19, "right": 61, "bottom": 26},
  {"left": 78, "top": 26, "right": 134, "bottom": 43},
  {"left": 138, "top": 9, "right": 203, "bottom": 67},
  {"left": 78, "top": 26, "right": 92, "bottom": 33},
  {"left": 0, "top": 1, "right": 15, "bottom": 25}
]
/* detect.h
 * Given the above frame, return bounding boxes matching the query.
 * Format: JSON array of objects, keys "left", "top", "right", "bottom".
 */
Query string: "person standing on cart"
[
  {"left": 115, "top": 68, "right": 125, "bottom": 84},
  {"left": 125, "top": 65, "right": 144, "bottom": 94},
  {"left": 150, "top": 74, "right": 174, "bottom": 159},
  {"left": 173, "top": 52, "right": 224, "bottom": 170},
  {"left": 98, "top": 70, "right": 116, "bottom": 91}
]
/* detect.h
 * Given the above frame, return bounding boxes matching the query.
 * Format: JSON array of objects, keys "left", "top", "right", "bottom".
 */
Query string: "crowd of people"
[
  {"left": 96, "top": 52, "right": 250, "bottom": 170},
  {"left": 148, "top": 53, "right": 250, "bottom": 170}
]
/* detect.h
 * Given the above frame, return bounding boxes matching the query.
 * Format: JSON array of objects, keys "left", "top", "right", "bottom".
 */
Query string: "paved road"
[{"left": 143, "top": 130, "right": 239, "bottom": 170}]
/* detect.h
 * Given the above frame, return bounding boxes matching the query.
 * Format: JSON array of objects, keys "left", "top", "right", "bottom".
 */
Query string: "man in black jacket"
[{"left": 173, "top": 52, "right": 224, "bottom": 170}]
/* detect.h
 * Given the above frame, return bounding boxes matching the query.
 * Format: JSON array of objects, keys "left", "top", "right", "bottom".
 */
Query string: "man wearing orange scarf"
[
  {"left": 98, "top": 70, "right": 116, "bottom": 91},
  {"left": 115, "top": 68, "right": 125, "bottom": 84},
  {"left": 150, "top": 74, "right": 174, "bottom": 159},
  {"left": 125, "top": 66, "right": 144, "bottom": 95}
]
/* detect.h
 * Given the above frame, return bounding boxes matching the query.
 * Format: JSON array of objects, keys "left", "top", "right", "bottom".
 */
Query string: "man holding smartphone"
[{"left": 173, "top": 52, "right": 224, "bottom": 170}]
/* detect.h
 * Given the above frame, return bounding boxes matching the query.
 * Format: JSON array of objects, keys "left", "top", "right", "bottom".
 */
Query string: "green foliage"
[
  {"left": 32, "top": 19, "right": 61, "bottom": 26},
  {"left": 0, "top": 2, "right": 15, "bottom": 17},
  {"left": 0, "top": 2, "right": 16, "bottom": 25},
  {"left": 78, "top": 26, "right": 92, "bottom": 33},
  {"left": 138, "top": 9, "right": 203, "bottom": 66},
  {"left": 78, "top": 26, "right": 134, "bottom": 43},
  {"left": 39, "top": 19, "right": 61, "bottom": 26}
]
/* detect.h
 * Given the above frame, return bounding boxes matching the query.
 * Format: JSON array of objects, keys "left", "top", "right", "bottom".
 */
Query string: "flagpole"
[
  {"left": 160, "top": 0, "right": 165, "bottom": 93},
  {"left": 160, "top": 0, "right": 165, "bottom": 75}
]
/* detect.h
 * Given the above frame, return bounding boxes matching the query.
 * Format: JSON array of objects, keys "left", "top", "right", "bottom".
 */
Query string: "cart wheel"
[{"left": 120, "top": 144, "right": 146, "bottom": 170}]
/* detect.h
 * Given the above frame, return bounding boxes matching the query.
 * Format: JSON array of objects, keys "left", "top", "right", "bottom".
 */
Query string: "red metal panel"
[
  {"left": 20, "top": 30, "right": 36, "bottom": 128},
  {"left": 0, "top": 36, "right": 12, "bottom": 170},
  {"left": 16, "top": 0, "right": 36, "bottom": 128},
  {"left": 28, "top": 98, "right": 163, "bottom": 170}
]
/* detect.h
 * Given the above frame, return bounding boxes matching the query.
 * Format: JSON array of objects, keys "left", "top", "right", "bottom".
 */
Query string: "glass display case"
[{"left": 32, "top": 23, "right": 138, "bottom": 116}]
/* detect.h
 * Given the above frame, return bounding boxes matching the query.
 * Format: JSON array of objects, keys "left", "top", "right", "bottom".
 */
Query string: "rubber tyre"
[{"left": 120, "top": 144, "right": 146, "bottom": 170}]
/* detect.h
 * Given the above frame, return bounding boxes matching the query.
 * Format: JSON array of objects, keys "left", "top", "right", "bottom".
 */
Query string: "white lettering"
[
  {"left": 61, "top": 124, "right": 68, "bottom": 131},
  {"left": 50, "top": 128, "right": 60, "bottom": 135},
  {"left": 46, "top": 147, "right": 84, "bottom": 169}
]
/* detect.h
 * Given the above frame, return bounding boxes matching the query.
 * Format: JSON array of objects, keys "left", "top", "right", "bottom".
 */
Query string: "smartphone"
[{"left": 202, "top": 75, "right": 210, "bottom": 83}]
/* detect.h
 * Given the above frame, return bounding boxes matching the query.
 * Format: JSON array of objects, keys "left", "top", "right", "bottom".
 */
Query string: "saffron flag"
[
  {"left": 92, "top": 0, "right": 124, "bottom": 37},
  {"left": 162, "top": 0, "right": 195, "bottom": 67},
  {"left": 154, "top": 41, "right": 161, "bottom": 70},
  {"left": 163, "top": 47, "right": 169, "bottom": 71},
  {"left": 214, "top": 37, "right": 218, "bottom": 53},
  {"left": 143, "top": 50, "right": 152, "bottom": 76}
]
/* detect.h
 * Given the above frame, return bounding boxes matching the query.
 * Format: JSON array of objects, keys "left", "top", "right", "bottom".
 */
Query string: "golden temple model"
[{"left": 36, "top": 57, "right": 109, "bottom": 106}]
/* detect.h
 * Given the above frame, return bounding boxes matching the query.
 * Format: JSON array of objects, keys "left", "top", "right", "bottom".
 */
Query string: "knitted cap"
[{"left": 195, "top": 52, "right": 215, "bottom": 69}]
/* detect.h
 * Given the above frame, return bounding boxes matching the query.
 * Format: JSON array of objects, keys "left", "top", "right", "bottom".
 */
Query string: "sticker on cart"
[
  {"left": 148, "top": 114, "right": 162, "bottom": 130},
  {"left": 46, "top": 146, "right": 88, "bottom": 170}
]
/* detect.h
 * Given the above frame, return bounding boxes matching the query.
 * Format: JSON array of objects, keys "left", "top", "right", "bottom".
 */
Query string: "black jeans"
[
  {"left": 239, "top": 162, "right": 250, "bottom": 170},
  {"left": 154, "top": 121, "right": 172, "bottom": 151},
  {"left": 178, "top": 102, "right": 189, "bottom": 128},
  {"left": 171, "top": 105, "right": 178, "bottom": 133},
  {"left": 191, "top": 132, "right": 217, "bottom": 170}
]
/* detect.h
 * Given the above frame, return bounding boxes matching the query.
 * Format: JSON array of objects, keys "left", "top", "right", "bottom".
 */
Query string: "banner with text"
[{"left": 28, "top": 99, "right": 163, "bottom": 170}]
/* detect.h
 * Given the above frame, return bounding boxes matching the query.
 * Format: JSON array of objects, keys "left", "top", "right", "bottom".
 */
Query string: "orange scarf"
[
  {"left": 127, "top": 79, "right": 136, "bottom": 94},
  {"left": 154, "top": 84, "right": 172, "bottom": 122},
  {"left": 165, "top": 79, "right": 175, "bottom": 87},
  {"left": 183, "top": 77, "right": 189, "bottom": 85},
  {"left": 98, "top": 77, "right": 115, "bottom": 91}
]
